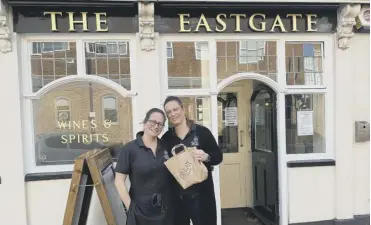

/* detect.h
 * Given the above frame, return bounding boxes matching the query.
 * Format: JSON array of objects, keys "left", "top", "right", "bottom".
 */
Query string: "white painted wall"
[
  {"left": 349, "top": 34, "right": 370, "bottom": 216},
  {"left": 288, "top": 167, "right": 336, "bottom": 223},
  {"left": 0, "top": 34, "right": 28, "bottom": 225},
  {"left": 334, "top": 34, "right": 370, "bottom": 220},
  {"left": 26, "top": 180, "right": 107, "bottom": 225}
]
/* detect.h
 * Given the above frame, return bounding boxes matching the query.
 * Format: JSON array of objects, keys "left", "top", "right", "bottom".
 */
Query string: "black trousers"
[{"left": 174, "top": 192, "right": 217, "bottom": 225}]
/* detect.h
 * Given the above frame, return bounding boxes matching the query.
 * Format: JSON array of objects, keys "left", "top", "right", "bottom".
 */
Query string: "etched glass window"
[
  {"left": 30, "top": 41, "right": 77, "bottom": 92},
  {"left": 217, "top": 40, "right": 277, "bottom": 82},
  {"left": 285, "top": 42, "right": 323, "bottom": 85},
  {"left": 33, "top": 82, "right": 133, "bottom": 166},
  {"left": 55, "top": 98, "right": 71, "bottom": 123},
  {"left": 285, "top": 94, "right": 325, "bottom": 154},
  {"left": 167, "top": 41, "right": 210, "bottom": 89},
  {"left": 103, "top": 96, "right": 118, "bottom": 123},
  {"left": 85, "top": 41, "right": 131, "bottom": 90}
]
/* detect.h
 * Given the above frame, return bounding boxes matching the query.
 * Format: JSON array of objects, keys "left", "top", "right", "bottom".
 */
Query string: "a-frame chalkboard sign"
[{"left": 63, "top": 148, "right": 127, "bottom": 225}]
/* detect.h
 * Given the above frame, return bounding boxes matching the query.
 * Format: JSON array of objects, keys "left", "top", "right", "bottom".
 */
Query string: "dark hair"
[
  {"left": 163, "top": 96, "right": 183, "bottom": 108},
  {"left": 163, "top": 96, "right": 194, "bottom": 127},
  {"left": 143, "top": 108, "right": 166, "bottom": 123}
]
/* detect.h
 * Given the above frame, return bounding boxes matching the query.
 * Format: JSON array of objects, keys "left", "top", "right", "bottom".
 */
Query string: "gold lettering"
[
  {"left": 195, "top": 14, "right": 212, "bottom": 32},
  {"left": 57, "top": 121, "right": 70, "bottom": 129},
  {"left": 67, "top": 12, "right": 88, "bottom": 32},
  {"left": 72, "top": 121, "right": 81, "bottom": 129},
  {"left": 61, "top": 135, "right": 68, "bottom": 144},
  {"left": 95, "top": 12, "right": 108, "bottom": 32},
  {"left": 306, "top": 14, "right": 317, "bottom": 31},
  {"left": 270, "top": 15, "right": 287, "bottom": 32},
  {"left": 286, "top": 14, "right": 302, "bottom": 32},
  {"left": 44, "top": 12, "right": 62, "bottom": 31},
  {"left": 82, "top": 134, "right": 89, "bottom": 143},
  {"left": 216, "top": 14, "right": 227, "bottom": 32},
  {"left": 102, "top": 134, "right": 109, "bottom": 143},
  {"left": 230, "top": 14, "right": 246, "bottom": 32},
  {"left": 69, "top": 134, "right": 76, "bottom": 143},
  {"left": 179, "top": 13, "right": 191, "bottom": 32},
  {"left": 82, "top": 120, "right": 88, "bottom": 129},
  {"left": 91, "top": 119, "right": 97, "bottom": 129},
  {"left": 249, "top": 13, "right": 266, "bottom": 32}
]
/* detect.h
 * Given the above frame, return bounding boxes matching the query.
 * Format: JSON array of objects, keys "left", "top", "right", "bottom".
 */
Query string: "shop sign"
[
  {"left": 155, "top": 4, "right": 338, "bottom": 33},
  {"left": 13, "top": 6, "right": 138, "bottom": 33}
]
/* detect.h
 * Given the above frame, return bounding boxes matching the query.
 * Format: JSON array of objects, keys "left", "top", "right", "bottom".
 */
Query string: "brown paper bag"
[{"left": 164, "top": 144, "right": 208, "bottom": 189}]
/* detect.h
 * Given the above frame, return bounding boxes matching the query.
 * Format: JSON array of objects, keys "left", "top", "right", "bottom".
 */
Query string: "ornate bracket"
[
  {"left": 0, "top": 0, "right": 11, "bottom": 53},
  {"left": 138, "top": 1, "right": 155, "bottom": 51},
  {"left": 336, "top": 4, "right": 361, "bottom": 50}
]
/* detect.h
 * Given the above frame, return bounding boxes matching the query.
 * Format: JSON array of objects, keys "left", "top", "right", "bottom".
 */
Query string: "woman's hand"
[
  {"left": 192, "top": 149, "right": 210, "bottom": 162},
  {"left": 124, "top": 199, "right": 131, "bottom": 209}
]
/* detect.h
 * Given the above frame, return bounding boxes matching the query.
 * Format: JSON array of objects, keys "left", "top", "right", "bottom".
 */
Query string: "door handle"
[{"left": 240, "top": 130, "right": 244, "bottom": 147}]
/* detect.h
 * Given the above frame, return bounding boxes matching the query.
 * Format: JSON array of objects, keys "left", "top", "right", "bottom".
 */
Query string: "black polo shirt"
[
  {"left": 161, "top": 123, "right": 223, "bottom": 194},
  {"left": 114, "top": 132, "right": 171, "bottom": 198}
]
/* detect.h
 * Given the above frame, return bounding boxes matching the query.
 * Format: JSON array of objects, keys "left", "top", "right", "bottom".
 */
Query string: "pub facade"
[{"left": 0, "top": 0, "right": 369, "bottom": 225}]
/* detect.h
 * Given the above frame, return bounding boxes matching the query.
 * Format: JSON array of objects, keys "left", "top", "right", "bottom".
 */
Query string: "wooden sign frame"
[
  {"left": 63, "top": 149, "right": 99, "bottom": 225},
  {"left": 87, "top": 148, "right": 127, "bottom": 225}
]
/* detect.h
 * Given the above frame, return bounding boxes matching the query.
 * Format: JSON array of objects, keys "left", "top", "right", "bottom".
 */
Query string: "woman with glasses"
[{"left": 114, "top": 108, "right": 173, "bottom": 225}]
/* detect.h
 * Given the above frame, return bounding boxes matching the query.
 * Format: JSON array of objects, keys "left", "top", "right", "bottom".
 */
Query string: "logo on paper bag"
[{"left": 179, "top": 160, "right": 193, "bottom": 179}]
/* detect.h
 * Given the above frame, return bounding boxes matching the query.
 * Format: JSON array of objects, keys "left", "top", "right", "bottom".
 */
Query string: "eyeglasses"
[{"left": 147, "top": 120, "right": 165, "bottom": 128}]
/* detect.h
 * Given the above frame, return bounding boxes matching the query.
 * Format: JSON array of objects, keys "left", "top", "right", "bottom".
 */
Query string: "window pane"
[
  {"left": 85, "top": 41, "right": 131, "bottom": 90},
  {"left": 285, "top": 94, "right": 325, "bottom": 154},
  {"left": 167, "top": 96, "right": 211, "bottom": 129},
  {"left": 33, "top": 82, "right": 133, "bottom": 166},
  {"left": 254, "top": 91, "right": 273, "bottom": 152},
  {"left": 103, "top": 97, "right": 117, "bottom": 109},
  {"left": 217, "top": 40, "right": 277, "bottom": 83},
  {"left": 167, "top": 42, "right": 210, "bottom": 89},
  {"left": 30, "top": 41, "right": 77, "bottom": 93},
  {"left": 217, "top": 92, "right": 239, "bottom": 153},
  {"left": 285, "top": 42, "right": 323, "bottom": 85}
]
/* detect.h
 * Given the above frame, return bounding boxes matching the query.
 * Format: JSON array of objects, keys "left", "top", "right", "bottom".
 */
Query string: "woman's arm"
[
  {"left": 115, "top": 173, "right": 131, "bottom": 208},
  {"left": 200, "top": 126, "right": 223, "bottom": 166}
]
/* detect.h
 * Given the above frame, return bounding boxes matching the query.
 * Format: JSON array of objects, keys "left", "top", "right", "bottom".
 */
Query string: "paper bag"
[{"left": 164, "top": 144, "right": 208, "bottom": 189}]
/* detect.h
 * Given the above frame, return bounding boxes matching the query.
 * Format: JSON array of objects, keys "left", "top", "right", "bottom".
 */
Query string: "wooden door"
[{"left": 218, "top": 82, "right": 253, "bottom": 209}]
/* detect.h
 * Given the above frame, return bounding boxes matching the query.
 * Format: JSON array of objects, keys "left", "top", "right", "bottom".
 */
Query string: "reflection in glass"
[
  {"left": 254, "top": 91, "right": 273, "bottom": 151},
  {"left": 217, "top": 40, "right": 277, "bottom": 83},
  {"left": 285, "top": 42, "right": 323, "bottom": 85},
  {"left": 217, "top": 92, "right": 238, "bottom": 153},
  {"left": 285, "top": 94, "right": 325, "bottom": 154},
  {"left": 30, "top": 41, "right": 77, "bottom": 92},
  {"left": 167, "top": 96, "right": 211, "bottom": 129},
  {"left": 167, "top": 42, "right": 210, "bottom": 89},
  {"left": 33, "top": 82, "right": 133, "bottom": 166},
  {"left": 85, "top": 41, "right": 131, "bottom": 90}
]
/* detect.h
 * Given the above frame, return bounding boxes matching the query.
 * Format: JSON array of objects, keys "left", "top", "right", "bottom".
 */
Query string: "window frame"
[
  {"left": 166, "top": 41, "right": 174, "bottom": 59},
  {"left": 102, "top": 95, "right": 119, "bottom": 125},
  {"left": 21, "top": 34, "right": 138, "bottom": 174},
  {"left": 160, "top": 34, "right": 334, "bottom": 162},
  {"left": 55, "top": 97, "right": 71, "bottom": 126},
  {"left": 238, "top": 40, "right": 265, "bottom": 64}
]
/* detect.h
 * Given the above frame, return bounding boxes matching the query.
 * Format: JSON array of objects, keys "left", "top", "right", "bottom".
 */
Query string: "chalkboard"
[
  {"left": 63, "top": 150, "right": 99, "bottom": 225},
  {"left": 87, "top": 148, "right": 127, "bottom": 225}
]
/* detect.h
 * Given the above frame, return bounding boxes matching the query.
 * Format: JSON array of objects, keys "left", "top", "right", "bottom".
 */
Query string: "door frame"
[{"left": 215, "top": 73, "right": 287, "bottom": 225}]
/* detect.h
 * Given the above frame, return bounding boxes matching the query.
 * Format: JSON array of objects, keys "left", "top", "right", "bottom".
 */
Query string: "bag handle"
[{"left": 171, "top": 143, "right": 187, "bottom": 156}]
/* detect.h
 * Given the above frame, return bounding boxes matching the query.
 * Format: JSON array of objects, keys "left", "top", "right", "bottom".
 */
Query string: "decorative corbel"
[
  {"left": 138, "top": 0, "right": 155, "bottom": 51},
  {"left": 0, "top": 0, "right": 11, "bottom": 53},
  {"left": 336, "top": 4, "right": 361, "bottom": 50}
]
